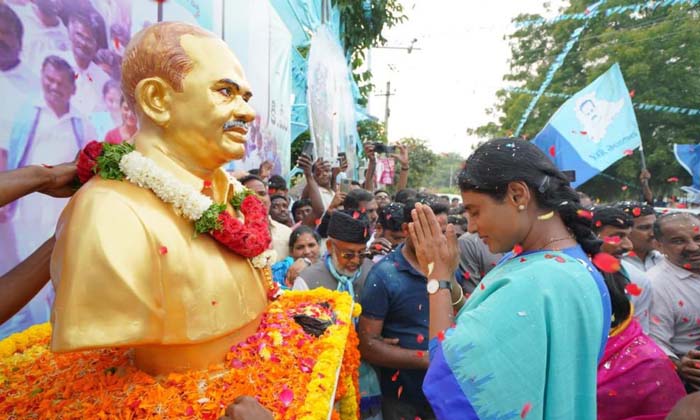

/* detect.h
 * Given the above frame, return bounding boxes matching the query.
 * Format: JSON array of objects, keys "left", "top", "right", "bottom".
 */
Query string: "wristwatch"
[{"left": 426, "top": 279, "right": 452, "bottom": 295}]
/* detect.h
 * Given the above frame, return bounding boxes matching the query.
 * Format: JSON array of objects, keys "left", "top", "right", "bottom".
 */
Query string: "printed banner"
[
  {"left": 307, "top": 24, "right": 360, "bottom": 175},
  {"left": 224, "top": 0, "right": 293, "bottom": 176},
  {"left": 674, "top": 144, "right": 700, "bottom": 189},
  {"left": 533, "top": 63, "right": 642, "bottom": 188}
]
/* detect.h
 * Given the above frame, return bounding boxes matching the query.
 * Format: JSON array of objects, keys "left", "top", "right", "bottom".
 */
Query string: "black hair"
[
  {"left": 440, "top": 195, "right": 450, "bottom": 200},
  {"left": 394, "top": 188, "right": 417, "bottom": 204},
  {"left": 448, "top": 214, "right": 468, "bottom": 229},
  {"left": 344, "top": 188, "right": 374, "bottom": 210},
  {"left": 378, "top": 202, "right": 405, "bottom": 231},
  {"left": 653, "top": 212, "right": 700, "bottom": 242},
  {"left": 247, "top": 168, "right": 260, "bottom": 176},
  {"left": 268, "top": 174, "right": 287, "bottom": 191},
  {"left": 402, "top": 198, "right": 449, "bottom": 225},
  {"left": 449, "top": 204, "right": 466, "bottom": 216},
  {"left": 42, "top": 55, "right": 76, "bottom": 85},
  {"left": 458, "top": 138, "right": 601, "bottom": 255},
  {"left": 270, "top": 194, "right": 288, "bottom": 204},
  {"left": 615, "top": 201, "right": 655, "bottom": 218},
  {"left": 291, "top": 198, "right": 312, "bottom": 216},
  {"left": 351, "top": 180, "right": 362, "bottom": 187},
  {"left": 0, "top": 4, "right": 23, "bottom": 43},
  {"left": 451, "top": 197, "right": 460, "bottom": 202},
  {"left": 238, "top": 174, "right": 264, "bottom": 185},
  {"left": 591, "top": 206, "right": 633, "bottom": 233},
  {"left": 68, "top": 6, "right": 108, "bottom": 50},
  {"left": 288, "top": 225, "right": 321, "bottom": 250},
  {"left": 374, "top": 189, "right": 390, "bottom": 197}
]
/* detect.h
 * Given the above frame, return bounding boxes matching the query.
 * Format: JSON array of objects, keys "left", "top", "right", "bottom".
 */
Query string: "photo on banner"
[
  {"left": 533, "top": 63, "right": 642, "bottom": 188},
  {"left": 223, "top": 0, "right": 292, "bottom": 176},
  {"left": 0, "top": 0, "right": 140, "bottom": 339}
]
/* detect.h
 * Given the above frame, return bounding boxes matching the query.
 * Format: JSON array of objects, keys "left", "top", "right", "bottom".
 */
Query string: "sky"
[{"left": 367, "top": 0, "right": 566, "bottom": 157}]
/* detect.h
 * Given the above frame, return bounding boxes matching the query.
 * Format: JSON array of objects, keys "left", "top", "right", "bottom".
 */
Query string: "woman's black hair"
[
  {"left": 591, "top": 206, "right": 633, "bottom": 233},
  {"left": 458, "top": 138, "right": 601, "bottom": 255},
  {"left": 458, "top": 138, "right": 630, "bottom": 329},
  {"left": 288, "top": 225, "right": 321, "bottom": 250}
]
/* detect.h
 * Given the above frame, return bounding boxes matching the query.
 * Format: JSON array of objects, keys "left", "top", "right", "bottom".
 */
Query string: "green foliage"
[
  {"left": 400, "top": 137, "right": 438, "bottom": 188},
  {"left": 472, "top": 0, "right": 700, "bottom": 200},
  {"left": 194, "top": 203, "right": 226, "bottom": 234},
  {"left": 96, "top": 142, "right": 135, "bottom": 181},
  {"left": 425, "top": 152, "right": 465, "bottom": 192},
  {"left": 357, "top": 119, "right": 388, "bottom": 144},
  {"left": 333, "top": 0, "right": 407, "bottom": 105}
]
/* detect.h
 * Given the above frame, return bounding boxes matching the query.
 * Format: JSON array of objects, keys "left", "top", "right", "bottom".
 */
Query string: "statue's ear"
[{"left": 134, "top": 77, "right": 173, "bottom": 127}]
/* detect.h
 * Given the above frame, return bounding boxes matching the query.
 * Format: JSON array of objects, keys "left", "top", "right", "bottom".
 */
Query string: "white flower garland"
[
  {"left": 119, "top": 151, "right": 213, "bottom": 221},
  {"left": 118, "top": 151, "right": 272, "bottom": 269}
]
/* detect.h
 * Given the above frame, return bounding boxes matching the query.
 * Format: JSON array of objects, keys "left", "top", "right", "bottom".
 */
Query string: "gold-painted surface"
[{"left": 50, "top": 25, "right": 266, "bottom": 374}]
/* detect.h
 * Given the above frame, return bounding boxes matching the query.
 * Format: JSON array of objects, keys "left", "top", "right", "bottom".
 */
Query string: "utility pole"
[
  {"left": 375, "top": 81, "right": 395, "bottom": 138},
  {"left": 384, "top": 81, "right": 391, "bottom": 137}
]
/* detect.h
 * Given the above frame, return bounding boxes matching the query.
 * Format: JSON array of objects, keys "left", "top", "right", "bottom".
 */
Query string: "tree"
[
  {"left": 399, "top": 137, "right": 438, "bottom": 189},
  {"left": 472, "top": 0, "right": 700, "bottom": 200},
  {"left": 426, "top": 153, "right": 465, "bottom": 192}
]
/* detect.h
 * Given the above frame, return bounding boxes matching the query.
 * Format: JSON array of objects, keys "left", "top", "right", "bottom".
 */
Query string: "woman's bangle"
[{"left": 451, "top": 291, "right": 465, "bottom": 307}]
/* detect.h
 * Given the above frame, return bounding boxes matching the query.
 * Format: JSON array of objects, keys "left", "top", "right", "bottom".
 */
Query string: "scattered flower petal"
[
  {"left": 667, "top": 177, "right": 679, "bottom": 183},
  {"left": 513, "top": 244, "right": 523, "bottom": 255},
  {"left": 577, "top": 209, "right": 593, "bottom": 220},
  {"left": 603, "top": 236, "right": 621, "bottom": 245},
  {"left": 158, "top": 246, "right": 168, "bottom": 255},
  {"left": 437, "top": 331, "right": 445, "bottom": 342},
  {"left": 391, "top": 370, "right": 400, "bottom": 382},
  {"left": 625, "top": 283, "right": 642, "bottom": 296},
  {"left": 623, "top": 149, "right": 634, "bottom": 156},
  {"left": 280, "top": 387, "right": 294, "bottom": 407},
  {"left": 548, "top": 146, "right": 556, "bottom": 157},
  {"left": 416, "top": 334, "right": 424, "bottom": 344},
  {"left": 520, "top": 402, "right": 532, "bottom": 418},
  {"left": 632, "top": 207, "right": 641, "bottom": 217},
  {"left": 592, "top": 253, "right": 621, "bottom": 273}
]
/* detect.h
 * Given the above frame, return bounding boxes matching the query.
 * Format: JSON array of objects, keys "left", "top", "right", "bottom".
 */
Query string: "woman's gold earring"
[{"left": 518, "top": 205, "right": 526, "bottom": 211}]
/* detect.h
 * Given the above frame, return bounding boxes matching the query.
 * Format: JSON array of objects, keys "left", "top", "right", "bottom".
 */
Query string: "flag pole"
[{"left": 638, "top": 139, "right": 648, "bottom": 171}]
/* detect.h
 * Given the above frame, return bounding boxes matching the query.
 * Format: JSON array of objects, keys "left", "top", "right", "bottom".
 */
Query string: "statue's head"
[{"left": 122, "top": 22, "right": 255, "bottom": 166}]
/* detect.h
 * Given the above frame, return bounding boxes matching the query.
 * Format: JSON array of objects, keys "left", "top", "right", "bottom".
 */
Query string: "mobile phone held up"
[
  {"left": 336, "top": 152, "right": 346, "bottom": 167},
  {"left": 372, "top": 142, "right": 396, "bottom": 154},
  {"left": 301, "top": 141, "right": 315, "bottom": 159},
  {"left": 339, "top": 178, "right": 352, "bottom": 193}
]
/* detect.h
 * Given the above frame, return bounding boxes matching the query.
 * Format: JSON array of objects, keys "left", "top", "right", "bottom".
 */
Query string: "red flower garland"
[
  {"left": 212, "top": 195, "right": 270, "bottom": 258},
  {"left": 76, "top": 141, "right": 103, "bottom": 183},
  {"left": 75, "top": 141, "right": 271, "bottom": 260}
]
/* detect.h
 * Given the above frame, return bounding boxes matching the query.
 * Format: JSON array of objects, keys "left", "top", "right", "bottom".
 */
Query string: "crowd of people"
[{"left": 3, "top": 132, "right": 700, "bottom": 419}]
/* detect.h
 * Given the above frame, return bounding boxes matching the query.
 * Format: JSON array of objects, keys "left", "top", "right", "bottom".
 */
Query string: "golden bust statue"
[{"left": 50, "top": 22, "right": 268, "bottom": 375}]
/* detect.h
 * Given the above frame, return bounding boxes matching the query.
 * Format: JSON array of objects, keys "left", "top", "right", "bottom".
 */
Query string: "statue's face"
[{"left": 167, "top": 35, "right": 255, "bottom": 163}]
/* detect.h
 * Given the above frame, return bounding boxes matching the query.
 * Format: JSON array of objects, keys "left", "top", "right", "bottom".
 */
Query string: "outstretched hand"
[
  {"left": 408, "top": 203, "right": 459, "bottom": 279},
  {"left": 38, "top": 162, "right": 78, "bottom": 198},
  {"left": 218, "top": 396, "right": 273, "bottom": 420}
]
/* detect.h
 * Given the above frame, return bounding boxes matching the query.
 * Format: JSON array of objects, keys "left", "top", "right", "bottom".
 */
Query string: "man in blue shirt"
[{"left": 358, "top": 200, "right": 449, "bottom": 420}]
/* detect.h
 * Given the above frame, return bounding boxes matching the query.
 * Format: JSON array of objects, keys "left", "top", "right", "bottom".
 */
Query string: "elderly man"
[
  {"left": 648, "top": 213, "right": 700, "bottom": 390},
  {"left": 292, "top": 210, "right": 372, "bottom": 301},
  {"left": 50, "top": 22, "right": 269, "bottom": 375}
]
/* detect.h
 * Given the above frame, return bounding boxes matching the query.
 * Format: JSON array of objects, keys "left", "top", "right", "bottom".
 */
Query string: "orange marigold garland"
[{"left": 0, "top": 290, "right": 358, "bottom": 419}]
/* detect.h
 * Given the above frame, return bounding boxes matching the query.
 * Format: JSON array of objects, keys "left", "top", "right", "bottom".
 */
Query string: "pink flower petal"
[{"left": 280, "top": 387, "right": 294, "bottom": 407}]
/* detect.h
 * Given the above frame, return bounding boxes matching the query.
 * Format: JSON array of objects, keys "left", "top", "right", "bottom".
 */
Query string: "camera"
[{"left": 372, "top": 142, "right": 396, "bottom": 154}]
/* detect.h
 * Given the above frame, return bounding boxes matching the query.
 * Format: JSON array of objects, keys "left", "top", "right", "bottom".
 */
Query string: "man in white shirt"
[
  {"left": 61, "top": 6, "right": 110, "bottom": 116},
  {"left": 618, "top": 202, "right": 664, "bottom": 271},
  {"left": 240, "top": 174, "right": 291, "bottom": 264},
  {"left": 14, "top": 0, "right": 70, "bottom": 75},
  {"left": 648, "top": 213, "right": 700, "bottom": 390}
]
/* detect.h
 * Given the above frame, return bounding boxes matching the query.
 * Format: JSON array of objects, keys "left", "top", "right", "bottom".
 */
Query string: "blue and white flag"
[
  {"left": 533, "top": 63, "right": 642, "bottom": 188},
  {"left": 674, "top": 144, "right": 700, "bottom": 189}
]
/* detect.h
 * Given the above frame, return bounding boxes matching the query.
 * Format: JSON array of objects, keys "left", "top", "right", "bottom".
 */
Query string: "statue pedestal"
[{"left": 0, "top": 290, "right": 361, "bottom": 420}]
